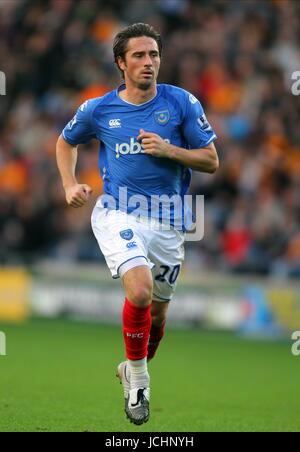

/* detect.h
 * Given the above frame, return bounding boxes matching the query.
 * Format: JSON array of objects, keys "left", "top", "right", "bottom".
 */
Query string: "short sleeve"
[
  {"left": 62, "top": 100, "right": 97, "bottom": 145},
  {"left": 181, "top": 92, "right": 217, "bottom": 149}
]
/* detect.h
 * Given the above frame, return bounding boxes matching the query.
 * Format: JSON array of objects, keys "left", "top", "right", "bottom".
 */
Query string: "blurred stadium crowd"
[{"left": 1, "top": 0, "right": 300, "bottom": 278}]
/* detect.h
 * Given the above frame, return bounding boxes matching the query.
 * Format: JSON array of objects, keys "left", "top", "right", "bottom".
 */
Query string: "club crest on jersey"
[
  {"left": 154, "top": 110, "right": 170, "bottom": 126},
  {"left": 120, "top": 229, "right": 134, "bottom": 241}
]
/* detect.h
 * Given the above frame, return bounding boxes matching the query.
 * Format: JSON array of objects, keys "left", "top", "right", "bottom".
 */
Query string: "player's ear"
[{"left": 117, "top": 56, "right": 126, "bottom": 72}]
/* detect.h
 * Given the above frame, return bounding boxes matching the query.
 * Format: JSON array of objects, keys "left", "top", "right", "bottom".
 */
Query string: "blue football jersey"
[{"left": 62, "top": 84, "right": 216, "bottom": 229}]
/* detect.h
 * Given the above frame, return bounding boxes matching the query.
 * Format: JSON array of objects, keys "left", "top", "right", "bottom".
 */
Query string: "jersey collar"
[{"left": 117, "top": 83, "right": 159, "bottom": 106}]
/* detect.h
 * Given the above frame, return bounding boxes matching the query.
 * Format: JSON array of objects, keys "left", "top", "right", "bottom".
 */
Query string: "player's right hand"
[{"left": 65, "top": 184, "right": 93, "bottom": 208}]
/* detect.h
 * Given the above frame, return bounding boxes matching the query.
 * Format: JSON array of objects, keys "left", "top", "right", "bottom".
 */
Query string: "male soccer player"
[{"left": 56, "top": 23, "right": 218, "bottom": 425}]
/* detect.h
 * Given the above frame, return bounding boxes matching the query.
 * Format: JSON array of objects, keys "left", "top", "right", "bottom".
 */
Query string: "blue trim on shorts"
[{"left": 114, "top": 255, "right": 148, "bottom": 279}]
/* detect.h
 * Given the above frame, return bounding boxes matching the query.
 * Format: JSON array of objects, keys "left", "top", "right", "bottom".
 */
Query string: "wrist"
[
  {"left": 166, "top": 143, "right": 181, "bottom": 161},
  {"left": 165, "top": 143, "right": 176, "bottom": 159},
  {"left": 63, "top": 180, "right": 77, "bottom": 189}
]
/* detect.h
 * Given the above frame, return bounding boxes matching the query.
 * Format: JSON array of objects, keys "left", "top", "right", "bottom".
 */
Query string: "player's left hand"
[{"left": 137, "top": 129, "right": 170, "bottom": 158}]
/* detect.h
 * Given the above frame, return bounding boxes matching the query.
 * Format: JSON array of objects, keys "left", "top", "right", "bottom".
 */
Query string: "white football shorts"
[{"left": 91, "top": 198, "right": 185, "bottom": 302}]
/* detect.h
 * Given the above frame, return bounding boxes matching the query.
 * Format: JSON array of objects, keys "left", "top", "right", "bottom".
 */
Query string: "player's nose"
[{"left": 143, "top": 54, "right": 153, "bottom": 67}]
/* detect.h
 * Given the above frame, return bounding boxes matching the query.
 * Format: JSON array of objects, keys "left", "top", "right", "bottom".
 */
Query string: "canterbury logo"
[
  {"left": 109, "top": 118, "right": 121, "bottom": 128},
  {"left": 115, "top": 137, "right": 170, "bottom": 158}
]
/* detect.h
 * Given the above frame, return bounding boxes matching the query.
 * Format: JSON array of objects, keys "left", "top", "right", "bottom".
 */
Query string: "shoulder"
[
  {"left": 75, "top": 91, "right": 118, "bottom": 127},
  {"left": 158, "top": 84, "right": 199, "bottom": 114},
  {"left": 79, "top": 88, "right": 118, "bottom": 113},
  {"left": 159, "top": 83, "right": 186, "bottom": 101},
  {"left": 78, "top": 90, "right": 116, "bottom": 114},
  {"left": 158, "top": 84, "right": 202, "bottom": 120}
]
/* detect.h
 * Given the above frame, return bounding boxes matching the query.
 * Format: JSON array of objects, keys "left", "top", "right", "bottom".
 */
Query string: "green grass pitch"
[{"left": 0, "top": 318, "right": 299, "bottom": 432}]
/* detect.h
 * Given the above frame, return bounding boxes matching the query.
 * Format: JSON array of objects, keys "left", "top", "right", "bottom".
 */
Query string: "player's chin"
[{"left": 137, "top": 79, "right": 154, "bottom": 90}]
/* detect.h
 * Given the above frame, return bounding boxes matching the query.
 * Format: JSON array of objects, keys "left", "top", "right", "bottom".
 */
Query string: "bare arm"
[
  {"left": 137, "top": 129, "right": 219, "bottom": 174},
  {"left": 164, "top": 141, "right": 218, "bottom": 173},
  {"left": 56, "top": 134, "right": 92, "bottom": 208}
]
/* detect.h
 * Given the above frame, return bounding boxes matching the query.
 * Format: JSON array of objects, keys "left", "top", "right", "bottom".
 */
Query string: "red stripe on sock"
[{"left": 122, "top": 298, "right": 152, "bottom": 361}]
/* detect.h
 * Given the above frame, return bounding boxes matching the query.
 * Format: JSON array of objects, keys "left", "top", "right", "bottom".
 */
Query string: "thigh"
[
  {"left": 91, "top": 201, "right": 154, "bottom": 280},
  {"left": 149, "top": 229, "right": 185, "bottom": 302}
]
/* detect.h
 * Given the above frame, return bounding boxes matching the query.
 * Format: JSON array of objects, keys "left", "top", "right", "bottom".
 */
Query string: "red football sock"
[
  {"left": 122, "top": 298, "right": 152, "bottom": 361},
  {"left": 147, "top": 320, "right": 166, "bottom": 361}
]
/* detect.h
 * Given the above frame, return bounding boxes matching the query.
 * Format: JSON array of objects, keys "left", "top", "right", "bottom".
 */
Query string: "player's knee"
[{"left": 126, "top": 284, "right": 153, "bottom": 308}]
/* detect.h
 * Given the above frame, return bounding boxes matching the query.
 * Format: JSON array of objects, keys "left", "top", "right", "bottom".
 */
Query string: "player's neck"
[{"left": 119, "top": 84, "right": 157, "bottom": 105}]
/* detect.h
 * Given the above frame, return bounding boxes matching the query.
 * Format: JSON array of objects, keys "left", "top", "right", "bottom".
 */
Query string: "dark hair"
[{"left": 113, "top": 23, "right": 162, "bottom": 77}]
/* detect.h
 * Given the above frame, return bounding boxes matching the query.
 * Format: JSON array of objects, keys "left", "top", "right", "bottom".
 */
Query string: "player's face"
[{"left": 118, "top": 36, "right": 161, "bottom": 90}]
